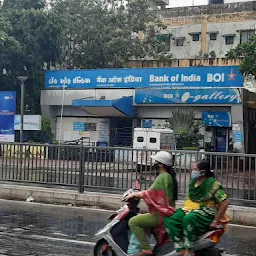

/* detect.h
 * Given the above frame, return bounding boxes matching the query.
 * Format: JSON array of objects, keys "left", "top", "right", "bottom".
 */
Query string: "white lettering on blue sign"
[
  {"left": 207, "top": 73, "right": 225, "bottom": 83},
  {"left": 192, "top": 91, "right": 238, "bottom": 103},
  {"left": 135, "top": 89, "right": 240, "bottom": 104},
  {"left": 73, "top": 76, "right": 91, "bottom": 84},
  {"left": 45, "top": 66, "right": 243, "bottom": 89},
  {"left": 108, "top": 76, "right": 123, "bottom": 83},
  {"left": 124, "top": 75, "right": 142, "bottom": 83},
  {"left": 150, "top": 74, "right": 202, "bottom": 83},
  {"left": 49, "top": 77, "right": 58, "bottom": 85},
  {"left": 60, "top": 77, "right": 71, "bottom": 85},
  {"left": 181, "top": 74, "right": 201, "bottom": 82},
  {"left": 150, "top": 75, "right": 169, "bottom": 83},
  {"left": 164, "top": 94, "right": 174, "bottom": 99},
  {"left": 170, "top": 75, "right": 179, "bottom": 82},
  {"left": 97, "top": 76, "right": 107, "bottom": 83}
]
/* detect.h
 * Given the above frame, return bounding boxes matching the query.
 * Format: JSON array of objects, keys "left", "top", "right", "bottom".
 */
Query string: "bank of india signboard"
[
  {"left": 0, "top": 91, "right": 16, "bottom": 142},
  {"left": 135, "top": 88, "right": 241, "bottom": 104},
  {"left": 46, "top": 66, "right": 243, "bottom": 89}
]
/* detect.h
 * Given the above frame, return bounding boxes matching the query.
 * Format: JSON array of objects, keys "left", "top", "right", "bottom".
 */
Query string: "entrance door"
[
  {"left": 214, "top": 128, "right": 228, "bottom": 152},
  {"left": 110, "top": 118, "right": 133, "bottom": 147}
]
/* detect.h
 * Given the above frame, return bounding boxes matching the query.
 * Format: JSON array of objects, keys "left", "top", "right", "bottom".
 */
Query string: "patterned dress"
[{"left": 164, "top": 177, "right": 227, "bottom": 252}]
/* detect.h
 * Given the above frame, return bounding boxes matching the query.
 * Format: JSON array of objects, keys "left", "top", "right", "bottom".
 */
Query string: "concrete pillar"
[{"left": 201, "top": 17, "right": 208, "bottom": 56}]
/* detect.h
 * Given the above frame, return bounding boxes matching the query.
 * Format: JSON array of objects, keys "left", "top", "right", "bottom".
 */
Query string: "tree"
[
  {"left": 0, "top": 0, "right": 174, "bottom": 115},
  {"left": 2, "top": 0, "right": 46, "bottom": 10},
  {"left": 226, "top": 35, "right": 256, "bottom": 76},
  {"left": 167, "top": 110, "right": 203, "bottom": 150},
  {"left": 33, "top": 116, "right": 53, "bottom": 143},
  {"left": 0, "top": 15, "right": 22, "bottom": 63},
  {"left": 0, "top": 2, "right": 62, "bottom": 114},
  {"left": 52, "top": 0, "right": 173, "bottom": 69}
]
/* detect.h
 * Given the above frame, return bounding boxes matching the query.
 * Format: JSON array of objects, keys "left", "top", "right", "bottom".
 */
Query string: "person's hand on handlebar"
[
  {"left": 209, "top": 220, "right": 224, "bottom": 230},
  {"left": 124, "top": 192, "right": 143, "bottom": 202}
]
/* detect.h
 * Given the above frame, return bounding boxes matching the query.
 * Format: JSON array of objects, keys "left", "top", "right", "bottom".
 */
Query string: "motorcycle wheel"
[
  {"left": 195, "top": 246, "right": 222, "bottom": 256},
  {"left": 94, "top": 239, "right": 117, "bottom": 256}
]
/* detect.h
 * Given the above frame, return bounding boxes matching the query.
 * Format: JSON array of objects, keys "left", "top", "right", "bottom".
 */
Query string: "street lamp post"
[{"left": 17, "top": 76, "right": 28, "bottom": 143}]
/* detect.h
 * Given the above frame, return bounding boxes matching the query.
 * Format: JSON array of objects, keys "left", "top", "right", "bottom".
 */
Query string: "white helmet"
[{"left": 151, "top": 151, "right": 173, "bottom": 166}]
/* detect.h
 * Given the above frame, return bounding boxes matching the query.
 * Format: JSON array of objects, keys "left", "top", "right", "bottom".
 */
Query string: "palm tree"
[{"left": 167, "top": 109, "right": 203, "bottom": 149}]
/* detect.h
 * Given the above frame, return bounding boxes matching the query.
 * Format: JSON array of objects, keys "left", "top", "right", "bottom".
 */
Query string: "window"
[
  {"left": 225, "top": 36, "right": 234, "bottom": 45},
  {"left": 192, "top": 33, "right": 200, "bottom": 41},
  {"left": 156, "top": 34, "right": 171, "bottom": 52},
  {"left": 163, "top": 35, "right": 171, "bottom": 51},
  {"left": 210, "top": 33, "right": 217, "bottom": 41},
  {"left": 176, "top": 38, "right": 184, "bottom": 46},
  {"left": 149, "top": 138, "right": 157, "bottom": 143},
  {"left": 137, "top": 137, "right": 144, "bottom": 142},
  {"left": 240, "top": 30, "right": 255, "bottom": 44}
]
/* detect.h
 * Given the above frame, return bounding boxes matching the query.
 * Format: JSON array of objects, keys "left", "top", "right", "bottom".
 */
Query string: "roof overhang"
[{"left": 72, "top": 96, "right": 134, "bottom": 117}]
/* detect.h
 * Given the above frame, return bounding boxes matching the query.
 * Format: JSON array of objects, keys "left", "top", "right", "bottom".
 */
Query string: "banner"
[
  {"left": 0, "top": 92, "right": 16, "bottom": 142},
  {"left": 135, "top": 88, "right": 241, "bottom": 105},
  {"left": 73, "top": 122, "right": 85, "bottom": 132},
  {"left": 46, "top": 66, "right": 243, "bottom": 89},
  {"left": 14, "top": 115, "right": 41, "bottom": 131}
]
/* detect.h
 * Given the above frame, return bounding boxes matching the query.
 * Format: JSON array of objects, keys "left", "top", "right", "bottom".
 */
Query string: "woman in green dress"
[
  {"left": 164, "top": 161, "right": 230, "bottom": 256},
  {"left": 124, "top": 151, "right": 178, "bottom": 256}
]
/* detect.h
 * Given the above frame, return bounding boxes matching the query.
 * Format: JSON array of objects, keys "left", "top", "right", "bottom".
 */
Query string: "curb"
[{"left": 0, "top": 184, "right": 256, "bottom": 226}]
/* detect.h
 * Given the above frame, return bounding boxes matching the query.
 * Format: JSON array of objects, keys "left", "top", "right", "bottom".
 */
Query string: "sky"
[{"left": 167, "top": 0, "right": 254, "bottom": 8}]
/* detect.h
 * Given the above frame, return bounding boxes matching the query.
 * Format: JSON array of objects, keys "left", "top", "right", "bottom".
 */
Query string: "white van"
[{"left": 133, "top": 128, "right": 176, "bottom": 169}]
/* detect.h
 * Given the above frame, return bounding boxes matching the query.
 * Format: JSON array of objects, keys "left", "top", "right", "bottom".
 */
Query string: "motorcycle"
[{"left": 94, "top": 186, "right": 228, "bottom": 256}]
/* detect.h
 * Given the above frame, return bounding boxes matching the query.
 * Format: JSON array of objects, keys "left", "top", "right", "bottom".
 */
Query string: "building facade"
[
  {"left": 41, "top": 1, "right": 256, "bottom": 154},
  {"left": 41, "top": 66, "right": 247, "bottom": 153},
  {"left": 157, "top": 1, "right": 256, "bottom": 60}
]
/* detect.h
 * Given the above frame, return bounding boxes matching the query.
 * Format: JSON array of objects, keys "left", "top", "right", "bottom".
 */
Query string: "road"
[{"left": 0, "top": 200, "right": 255, "bottom": 256}]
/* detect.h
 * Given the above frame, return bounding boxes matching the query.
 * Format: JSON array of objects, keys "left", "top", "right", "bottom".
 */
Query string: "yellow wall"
[{"left": 127, "top": 58, "right": 241, "bottom": 68}]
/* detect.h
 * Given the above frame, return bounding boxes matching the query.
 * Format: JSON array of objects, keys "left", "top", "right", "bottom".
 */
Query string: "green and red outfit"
[
  {"left": 129, "top": 172, "right": 176, "bottom": 252},
  {"left": 164, "top": 177, "right": 227, "bottom": 252}
]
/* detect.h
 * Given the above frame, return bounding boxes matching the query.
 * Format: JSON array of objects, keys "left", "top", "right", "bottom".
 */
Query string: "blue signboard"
[
  {"left": 233, "top": 131, "right": 243, "bottom": 142},
  {"left": 73, "top": 122, "right": 85, "bottom": 131},
  {"left": 96, "top": 141, "right": 108, "bottom": 147},
  {"left": 0, "top": 91, "right": 16, "bottom": 142},
  {"left": 202, "top": 112, "right": 231, "bottom": 127},
  {"left": 135, "top": 88, "right": 241, "bottom": 105},
  {"left": 142, "top": 120, "right": 153, "bottom": 128},
  {"left": 46, "top": 66, "right": 243, "bottom": 89}
]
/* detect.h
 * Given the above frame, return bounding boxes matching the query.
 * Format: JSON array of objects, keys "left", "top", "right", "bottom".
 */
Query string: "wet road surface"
[{"left": 0, "top": 200, "right": 255, "bottom": 255}]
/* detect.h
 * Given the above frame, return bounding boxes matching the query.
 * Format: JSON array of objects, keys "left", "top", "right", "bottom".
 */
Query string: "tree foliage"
[
  {"left": 167, "top": 110, "right": 203, "bottom": 149},
  {"left": 33, "top": 116, "right": 53, "bottom": 143},
  {"left": 0, "top": 0, "right": 62, "bottom": 114},
  {"left": 0, "top": 0, "right": 174, "bottom": 115},
  {"left": 52, "top": 0, "right": 173, "bottom": 69},
  {"left": 2, "top": 0, "right": 46, "bottom": 10},
  {"left": 226, "top": 35, "right": 256, "bottom": 76}
]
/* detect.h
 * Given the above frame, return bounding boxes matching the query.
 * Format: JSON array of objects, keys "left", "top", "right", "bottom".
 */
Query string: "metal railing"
[{"left": 0, "top": 143, "right": 255, "bottom": 202}]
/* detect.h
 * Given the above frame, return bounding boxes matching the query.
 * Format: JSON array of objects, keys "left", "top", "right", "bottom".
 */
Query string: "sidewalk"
[{"left": 0, "top": 183, "right": 255, "bottom": 226}]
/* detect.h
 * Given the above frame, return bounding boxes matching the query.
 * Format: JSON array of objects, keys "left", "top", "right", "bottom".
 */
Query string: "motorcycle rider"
[
  {"left": 124, "top": 151, "right": 178, "bottom": 256},
  {"left": 164, "top": 161, "right": 230, "bottom": 256}
]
